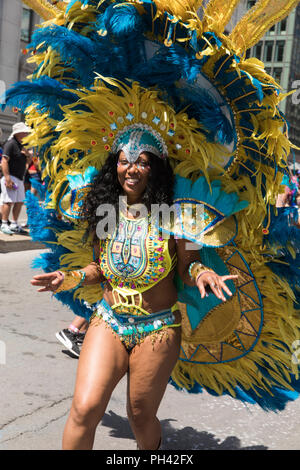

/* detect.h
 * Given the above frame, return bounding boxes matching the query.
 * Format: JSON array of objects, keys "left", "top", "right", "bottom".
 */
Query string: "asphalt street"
[{"left": 1, "top": 249, "right": 300, "bottom": 451}]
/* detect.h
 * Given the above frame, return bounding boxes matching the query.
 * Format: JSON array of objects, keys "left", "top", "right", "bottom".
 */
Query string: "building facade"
[
  {"left": 0, "top": 0, "right": 40, "bottom": 141},
  {"left": 245, "top": 1, "right": 300, "bottom": 164},
  {"left": 284, "top": 5, "right": 300, "bottom": 165}
]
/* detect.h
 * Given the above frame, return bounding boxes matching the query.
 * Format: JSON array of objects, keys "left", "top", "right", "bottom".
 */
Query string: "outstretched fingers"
[
  {"left": 222, "top": 275, "right": 239, "bottom": 281},
  {"left": 31, "top": 271, "right": 64, "bottom": 292},
  {"left": 197, "top": 274, "right": 239, "bottom": 302},
  {"left": 198, "top": 280, "right": 207, "bottom": 299},
  {"left": 203, "top": 276, "right": 226, "bottom": 301},
  {"left": 219, "top": 275, "right": 238, "bottom": 296}
]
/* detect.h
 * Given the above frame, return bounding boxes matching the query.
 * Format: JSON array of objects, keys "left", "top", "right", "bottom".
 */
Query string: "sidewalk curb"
[{"left": 0, "top": 234, "right": 45, "bottom": 253}]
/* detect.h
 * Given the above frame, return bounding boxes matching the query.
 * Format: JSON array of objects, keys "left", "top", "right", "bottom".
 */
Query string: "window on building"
[
  {"left": 266, "top": 24, "right": 276, "bottom": 36},
  {"left": 265, "top": 67, "right": 272, "bottom": 75},
  {"left": 275, "top": 41, "right": 285, "bottom": 62},
  {"left": 264, "top": 41, "right": 274, "bottom": 62},
  {"left": 273, "top": 67, "right": 283, "bottom": 85},
  {"left": 252, "top": 42, "right": 262, "bottom": 60},
  {"left": 279, "top": 18, "right": 287, "bottom": 34},
  {"left": 247, "top": 0, "right": 256, "bottom": 8},
  {"left": 21, "top": 7, "right": 33, "bottom": 42}
]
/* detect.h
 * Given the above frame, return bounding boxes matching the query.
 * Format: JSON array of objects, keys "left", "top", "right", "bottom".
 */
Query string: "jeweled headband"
[{"left": 111, "top": 123, "right": 168, "bottom": 162}]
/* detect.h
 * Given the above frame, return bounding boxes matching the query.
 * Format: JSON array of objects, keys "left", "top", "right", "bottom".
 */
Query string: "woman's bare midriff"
[{"left": 103, "top": 270, "right": 178, "bottom": 314}]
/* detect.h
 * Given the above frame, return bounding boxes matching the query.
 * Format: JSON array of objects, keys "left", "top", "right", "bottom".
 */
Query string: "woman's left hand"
[{"left": 196, "top": 271, "right": 238, "bottom": 302}]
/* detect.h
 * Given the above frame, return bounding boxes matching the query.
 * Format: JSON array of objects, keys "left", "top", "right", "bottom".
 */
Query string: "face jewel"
[
  {"left": 126, "top": 113, "right": 134, "bottom": 121},
  {"left": 152, "top": 116, "right": 160, "bottom": 125},
  {"left": 110, "top": 123, "right": 118, "bottom": 130}
]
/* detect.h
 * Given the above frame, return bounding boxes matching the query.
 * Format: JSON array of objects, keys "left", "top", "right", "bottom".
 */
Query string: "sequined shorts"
[{"left": 92, "top": 298, "right": 180, "bottom": 351}]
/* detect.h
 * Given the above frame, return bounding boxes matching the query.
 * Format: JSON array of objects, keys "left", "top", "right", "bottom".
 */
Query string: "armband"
[
  {"left": 55, "top": 270, "right": 86, "bottom": 293},
  {"left": 188, "top": 261, "right": 213, "bottom": 283}
]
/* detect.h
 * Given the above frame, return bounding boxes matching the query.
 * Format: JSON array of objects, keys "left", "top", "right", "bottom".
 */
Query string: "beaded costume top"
[{"left": 99, "top": 212, "right": 177, "bottom": 315}]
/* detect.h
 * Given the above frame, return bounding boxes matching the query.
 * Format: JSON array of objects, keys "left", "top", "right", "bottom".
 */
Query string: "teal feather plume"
[
  {"left": 173, "top": 175, "right": 249, "bottom": 217},
  {"left": 2, "top": 77, "right": 77, "bottom": 118}
]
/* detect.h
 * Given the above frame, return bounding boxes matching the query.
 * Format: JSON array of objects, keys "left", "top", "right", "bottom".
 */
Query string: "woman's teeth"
[{"left": 126, "top": 178, "right": 139, "bottom": 184}]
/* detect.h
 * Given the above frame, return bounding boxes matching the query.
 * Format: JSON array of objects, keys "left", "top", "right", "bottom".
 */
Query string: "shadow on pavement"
[{"left": 101, "top": 410, "right": 268, "bottom": 450}]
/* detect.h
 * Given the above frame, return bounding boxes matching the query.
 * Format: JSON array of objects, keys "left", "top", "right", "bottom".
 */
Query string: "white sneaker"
[
  {"left": 1, "top": 224, "right": 14, "bottom": 235},
  {"left": 9, "top": 224, "right": 27, "bottom": 234}
]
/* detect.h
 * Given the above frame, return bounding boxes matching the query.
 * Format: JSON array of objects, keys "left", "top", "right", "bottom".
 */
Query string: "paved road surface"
[{"left": 0, "top": 250, "right": 300, "bottom": 450}]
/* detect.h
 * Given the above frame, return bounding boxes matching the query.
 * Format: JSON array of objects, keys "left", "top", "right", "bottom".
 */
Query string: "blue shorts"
[{"left": 92, "top": 298, "right": 180, "bottom": 351}]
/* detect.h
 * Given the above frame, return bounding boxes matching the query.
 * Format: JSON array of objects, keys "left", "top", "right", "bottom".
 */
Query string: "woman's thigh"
[
  {"left": 71, "top": 317, "right": 129, "bottom": 418},
  {"left": 127, "top": 316, "right": 182, "bottom": 420}
]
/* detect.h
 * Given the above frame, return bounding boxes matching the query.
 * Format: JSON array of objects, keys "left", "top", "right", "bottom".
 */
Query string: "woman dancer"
[{"left": 31, "top": 144, "right": 237, "bottom": 450}]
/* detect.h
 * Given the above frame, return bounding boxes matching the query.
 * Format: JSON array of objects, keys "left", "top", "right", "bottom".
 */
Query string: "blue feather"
[
  {"left": 25, "top": 191, "right": 71, "bottom": 243},
  {"left": 98, "top": 4, "right": 144, "bottom": 37},
  {"left": 27, "top": 25, "right": 146, "bottom": 87},
  {"left": 29, "top": 177, "right": 47, "bottom": 200},
  {"left": 174, "top": 83, "right": 235, "bottom": 145},
  {"left": 28, "top": 26, "right": 105, "bottom": 87},
  {"left": 25, "top": 191, "right": 57, "bottom": 243},
  {"left": 2, "top": 77, "right": 77, "bottom": 117},
  {"left": 132, "top": 44, "right": 234, "bottom": 145},
  {"left": 169, "top": 373, "right": 300, "bottom": 412},
  {"left": 26, "top": 191, "right": 95, "bottom": 320},
  {"left": 264, "top": 206, "right": 300, "bottom": 303}
]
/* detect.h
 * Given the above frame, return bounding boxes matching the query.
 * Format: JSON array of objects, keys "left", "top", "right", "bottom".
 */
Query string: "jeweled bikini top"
[{"left": 99, "top": 212, "right": 177, "bottom": 315}]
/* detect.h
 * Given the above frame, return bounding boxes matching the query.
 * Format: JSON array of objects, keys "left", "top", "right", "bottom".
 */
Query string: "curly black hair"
[{"left": 80, "top": 151, "right": 174, "bottom": 240}]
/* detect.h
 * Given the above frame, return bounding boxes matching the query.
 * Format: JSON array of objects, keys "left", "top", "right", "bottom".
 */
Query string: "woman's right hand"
[{"left": 31, "top": 271, "right": 64, "bottom": 292}]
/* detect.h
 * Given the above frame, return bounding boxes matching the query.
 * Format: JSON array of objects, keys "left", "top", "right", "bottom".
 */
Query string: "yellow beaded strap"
[
  {"left": 55, "top": 270, "right": 86, "bottom": 293},
  {"left": 188, "top": 261, "right": 214, "bottom": 284},
  {"left": 111, "top": 286, "right": 151, "bottom": 316},
  {"left": 111, "top": 289, "right": 181, "bottom": 317}
]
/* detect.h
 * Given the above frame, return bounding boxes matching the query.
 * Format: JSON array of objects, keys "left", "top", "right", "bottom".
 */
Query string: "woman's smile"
[{"left": 125, "top": 177, "right": 140, "bottom": 186}]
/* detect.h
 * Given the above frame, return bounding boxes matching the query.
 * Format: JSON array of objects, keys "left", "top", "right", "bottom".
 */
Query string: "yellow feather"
[{"left": 230, "top": 0, "right": 299, "bottom": 54}]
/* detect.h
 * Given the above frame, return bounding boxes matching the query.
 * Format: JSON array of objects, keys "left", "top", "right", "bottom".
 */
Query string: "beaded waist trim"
[{"left": 94, "top": 299, "right": 179, "bottom": 342}]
